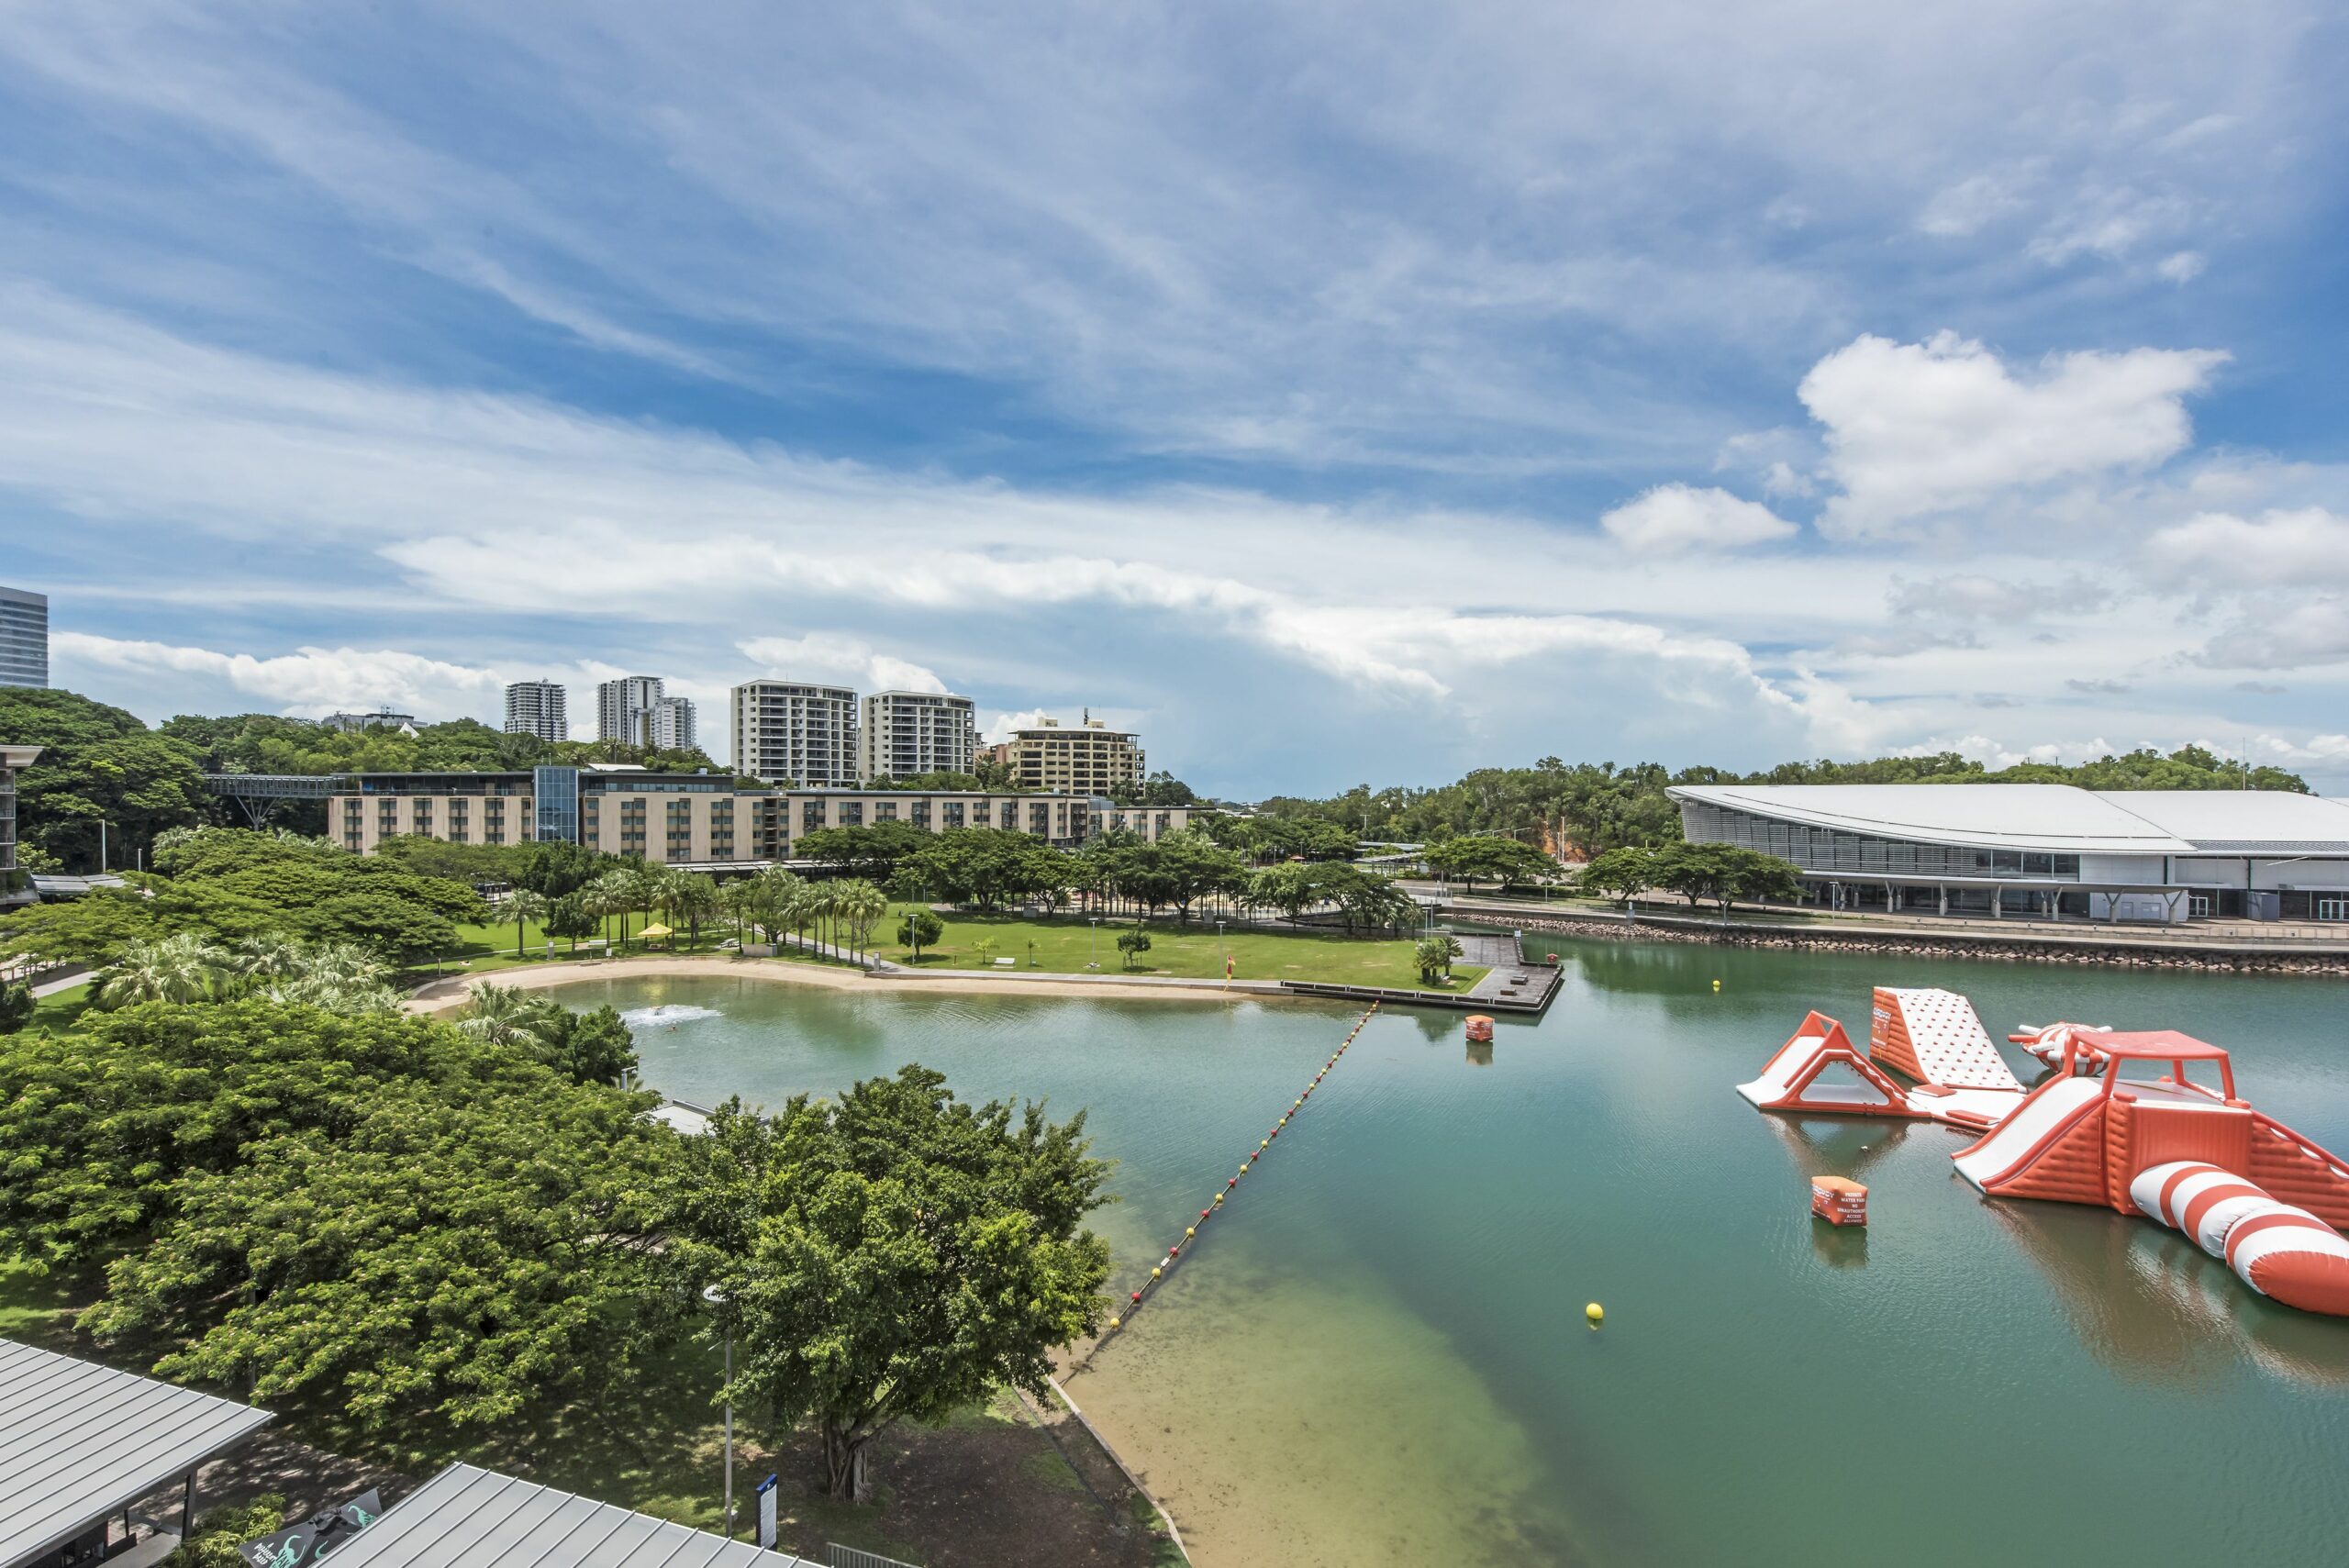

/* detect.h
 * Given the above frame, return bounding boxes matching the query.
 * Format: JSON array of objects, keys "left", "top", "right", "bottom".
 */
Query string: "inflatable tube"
[{"left": 2224, "top": 1204, "right": 2349, "bottom": 1315}]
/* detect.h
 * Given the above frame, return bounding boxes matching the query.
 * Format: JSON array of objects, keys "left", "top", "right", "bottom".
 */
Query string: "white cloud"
[
  {"left": 735, "top": 635, "right": 951, "bottom": 695},
  {"left": 2146, "top": 507, "right": 2349, "bottom": 588},
  {"left": 2156, "top": 250, "right": 2208, "bottom": 284},
  {"left": 2194, "top": 595, "right": 2349, "bottom": 671},
  {"left": 1799, "top": 330, "right": 2228, "bottom": 537},
  {"left": 1598, "top": 484, "right": 1797, "bottom": 554},
  {"left": 53, "top": 632, "right": 507, "bottom": 718},
  {"left": 1917, "top": 172, "right": 2031, "bottom": 237}
]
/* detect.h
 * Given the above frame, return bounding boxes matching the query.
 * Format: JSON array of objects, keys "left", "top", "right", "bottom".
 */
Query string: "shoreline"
[
  {"left": 405, "top": 954, "right": 1309, "bottom": 1014},
  {"left": 1489, "top": 912, "right": 2349, "bottom": 976}
]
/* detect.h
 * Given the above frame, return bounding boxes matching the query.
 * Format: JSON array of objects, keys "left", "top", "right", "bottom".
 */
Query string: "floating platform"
[{"left": 1741, "top": 993, "right": 2349, "bottom": 1318}]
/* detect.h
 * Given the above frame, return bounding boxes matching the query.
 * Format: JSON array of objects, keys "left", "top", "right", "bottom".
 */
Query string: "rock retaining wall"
[{"left": 1502, "top": 914, "right": 2349, "bottom": 977}]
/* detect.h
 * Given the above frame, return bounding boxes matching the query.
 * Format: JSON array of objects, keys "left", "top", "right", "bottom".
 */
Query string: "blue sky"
[{"left": 5, "top": 2, "right": 2347, "bottom": 795}]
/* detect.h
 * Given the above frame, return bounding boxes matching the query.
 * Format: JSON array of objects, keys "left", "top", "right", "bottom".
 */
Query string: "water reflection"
[
  {"left": 1467, "top": 1040, "right": 1495, "bottom": 1068},
  {"left": 1759, "top": 1113, "right": 1913, "bottom": 1182},
  {"left": 1985, "top": 1202, "right": 2349, "bottom": 1391}
]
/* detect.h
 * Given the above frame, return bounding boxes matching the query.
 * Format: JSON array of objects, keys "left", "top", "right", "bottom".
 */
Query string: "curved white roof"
[
  {"left": 1668, "top": 784, "right": 2194, "bottom": 853},
  {"left": 1668, "top": 784, "right": 2349, "bottom": 855},
  {"left": 2091, "top": 790, "right": 2349, "bottom": 853}
]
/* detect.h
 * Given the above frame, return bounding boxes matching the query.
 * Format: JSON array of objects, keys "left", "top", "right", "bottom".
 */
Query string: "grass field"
[
  {"left": 883, "top": 906, "right": 1486, "bottom": 993},
  {"left": 439, "top": 917, "right": 853, "bottom": 977}
]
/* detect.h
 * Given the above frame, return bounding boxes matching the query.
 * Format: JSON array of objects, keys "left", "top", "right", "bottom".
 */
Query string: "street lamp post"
[
  {"left": 701, "top": 1285, "right": 735, "bottom": 1537},
  {"left": 1088, "top": 917, "right": 1099, "bottom": 970}
]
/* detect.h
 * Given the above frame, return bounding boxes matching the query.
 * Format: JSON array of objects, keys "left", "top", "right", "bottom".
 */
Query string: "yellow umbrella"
[{"left": 640, "top": 922, "right": 674, "bottom": 944}]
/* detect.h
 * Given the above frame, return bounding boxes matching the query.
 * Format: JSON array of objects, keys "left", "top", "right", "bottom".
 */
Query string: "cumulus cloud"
[
  {"left": 1598, "top": 484, "right": 1798, "bottom": 554},
  {"left": 53, "top": 632, "right": 507, "bottom": 717},
  {"left": 2147, "top": 507, "right": 2349, "bottom": 588},
  {"left": 1798, "top": 330, "right": 2228, "bottom": 537},
  {"left": 737, "top": 635, "right": 950, "bottom": 695},
  {"left": 2194, "top": 595, "right": 2349, "bottom": 671}
]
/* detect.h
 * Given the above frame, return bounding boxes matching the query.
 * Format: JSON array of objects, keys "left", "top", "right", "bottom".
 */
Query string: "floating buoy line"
[{"left": 1076, "top": 1002, "right": 1380, "bottom": 1362}]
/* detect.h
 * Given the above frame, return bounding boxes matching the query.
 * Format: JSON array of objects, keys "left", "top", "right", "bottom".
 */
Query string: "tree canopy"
[{"left": 657, "top": 1067, "right": 1112, "bottom": 1500}]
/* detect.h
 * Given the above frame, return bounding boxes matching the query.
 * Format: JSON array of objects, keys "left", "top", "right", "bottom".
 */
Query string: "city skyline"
[{"left": 4, "top": 6, "right": 2346, "bottom": 796}]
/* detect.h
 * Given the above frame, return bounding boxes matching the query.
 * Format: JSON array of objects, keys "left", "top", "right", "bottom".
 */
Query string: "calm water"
[{"left": 557, "top": 941, "right": 2349, "bottom": 1567}]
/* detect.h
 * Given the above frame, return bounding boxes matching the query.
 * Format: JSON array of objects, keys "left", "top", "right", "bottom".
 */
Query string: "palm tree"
[
  {"left": 582, "top": 872, "right": 631, "bottom": 952},
  {"left": 455, "top": 983, "right": 562, "bottom": 1056},
  {"left": 507, "top": 890, "right": 550, "bottom": 959},
  {"left": 95, "top": 933, "right": 230, "bottom": 1008},
  {"left": 664, "top": 873, "right": 719, "bottom": 950},
  {"left": 228, "top": 931, "right": 309, "bottom": 984},
  {"left": 835, "top": 880, "right": 888, "bottom": 960}
]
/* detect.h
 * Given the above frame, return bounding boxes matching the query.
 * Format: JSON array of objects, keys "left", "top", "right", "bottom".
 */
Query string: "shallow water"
[{"left": 551, "top": 940, "right": 2349, "bottom": 1567}]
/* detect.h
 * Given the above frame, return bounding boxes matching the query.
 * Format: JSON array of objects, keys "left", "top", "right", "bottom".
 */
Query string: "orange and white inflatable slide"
[{"left": 1743, "top": 994, "right": 2349, "bottom": 1319}]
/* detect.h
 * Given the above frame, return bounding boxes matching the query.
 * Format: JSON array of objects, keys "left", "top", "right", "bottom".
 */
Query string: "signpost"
[{"left": 754, "top": 1474, "right": 779, "bottom": 1551}]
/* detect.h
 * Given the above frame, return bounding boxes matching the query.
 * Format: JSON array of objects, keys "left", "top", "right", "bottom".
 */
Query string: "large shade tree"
[{"left": 660, "top": 1067, "right": 1114, "bottom": 1501}]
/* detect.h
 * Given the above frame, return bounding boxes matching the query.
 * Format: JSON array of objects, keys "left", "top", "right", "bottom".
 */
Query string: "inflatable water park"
[{"left": 1741, "top": 986, "right": 2349, "bottom": 1318}]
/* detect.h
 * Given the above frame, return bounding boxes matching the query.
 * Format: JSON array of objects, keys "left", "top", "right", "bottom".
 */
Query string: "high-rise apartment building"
[
  {"left": 651, "top": 695, "right": 696, "bottom": 752},
  {"left": 504, "top": 680, "right": 569, "bottom": 742},
  {"left": 731, "top": 681, "right": 858, "bottom": 785},
  {"left": 996, "top": 716, "right": 1144, "bottom": 796},
  {"left": 0, "top": 587, "right": 49, "bottom": 688},
  {"left": 596, "top": 676, "right": 665, "bottom": 746},
  {"left": 860, "top": 690, "right": 976, "bottom": 782}
]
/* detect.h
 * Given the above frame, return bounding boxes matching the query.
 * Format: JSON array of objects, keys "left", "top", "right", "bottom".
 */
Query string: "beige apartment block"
[
  {"left": 732, "top": 680, "right": 858, "bottom": 786},
  {"left": 996, "top": 717, "right": 1143, "bottom": 796},
  {"left": 328, "top": 769, "right": 1191, "bottom": 869},
  {"left": 860, "top": 690, "right": 976, "bottom": 782}
]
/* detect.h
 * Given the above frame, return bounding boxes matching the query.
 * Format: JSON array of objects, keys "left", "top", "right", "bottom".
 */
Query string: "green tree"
[
  {"left": 165, "top": 1495, "right": 289, "bottom": 1568},
  {"left": 0, "top": 1001, "right": 507, "bottom": 1265},
  {"left": 84, "top": 1077, "right": 669, "bottom": 1433},
  {"left": 0, "top": 981, "right": 32, "bottom": 1035},
  {"left": 454, "top": 983, "right": 563, "bottom": 1056},
  {"left": 541, "top": 1004, "right": 640, "bottom": 1087},
  {"left": 1413, "top": 933, "right": 1464, "bottom": 984},
  {"left": 544, "top": 894, "right": 600, "bottom": 953},
  {"left": 657, "top": 1068, "right": 1112, "bottom": 1500},
  {"left": 0, "top": 689, "right": 211, "bottom": 870},
  {"left": 507, "top": 889, "right": 551, "bottom": 959},
  {"left": 95, "top": 933, "right": 232, "bottom": 1008},
  {"left": 0, "top": 888, "right": 162, "bottom": 967},
  {"left": 1116, "top": 925, "right": 1152, "bottom": 971},
  {"left": 1645, "top": 843, "right": 1802, "bottom": 913},
  {"left": 896, "top": 907, "right": 943, "bottom": 961},
  {"left": 834, "top": 880, "right": 888, "bottom": 959},
  {"left": 795, "top": 822, "right": 933, "bottom": 882},
  {"left": 1576, "top": 846, "right": 1657, "bottom": 906}
]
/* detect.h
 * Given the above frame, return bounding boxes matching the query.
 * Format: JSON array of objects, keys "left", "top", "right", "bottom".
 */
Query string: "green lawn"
[
  {"left": 436, "top": 917, "right": 855, "bottom": 977},
  {"left": 26, "top": 981, "right": 95, "bottom": 1033},
  {"left": 885, "top": 906, "right": 1486, "bottom": 994}
]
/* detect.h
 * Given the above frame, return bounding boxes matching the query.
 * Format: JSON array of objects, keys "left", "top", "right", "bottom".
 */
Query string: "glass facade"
[
  {"left": 533, "top": 766, "right": 580, "bottom": 843},
  {"left": 1681, "top": 801, "right": 2081, "bottom": 880},
  {"left": 0, "top": 587, "right": 48, "bottom": 688}
]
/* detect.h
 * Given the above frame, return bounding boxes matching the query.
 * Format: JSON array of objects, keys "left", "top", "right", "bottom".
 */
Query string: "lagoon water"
[{"left": 554, "top": 940, "right": 2349, "bottom": 1567}]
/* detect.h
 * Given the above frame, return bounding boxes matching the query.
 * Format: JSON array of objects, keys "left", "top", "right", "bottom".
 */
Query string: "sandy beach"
[{"left": 406, "top": 954, "right": 1295, "bottom": 1014}]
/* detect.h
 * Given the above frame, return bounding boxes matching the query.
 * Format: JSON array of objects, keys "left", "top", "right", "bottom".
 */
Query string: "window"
[
  {"left": 2320, "top": 898, "right": 2348, "bottom": 922},
  {"left": 2022, "top": 852, "right": 2053, "bottom": 874}
]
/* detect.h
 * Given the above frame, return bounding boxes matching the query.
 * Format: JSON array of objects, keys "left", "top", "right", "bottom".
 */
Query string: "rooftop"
[
  {"left": 0, "top": 1339, "right": 274, "bottom": 1567},
  {"left": 326, "top": 1463, "right": 811, "bottom": 1568},
  {"left": 1667, "top": 784, "right": 2349, "bottom": 856}
]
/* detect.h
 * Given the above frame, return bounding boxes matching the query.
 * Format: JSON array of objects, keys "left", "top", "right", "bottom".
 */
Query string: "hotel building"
[
  {"left": 0, "top": 587, "right": 45, "bottom": 688},
  {"left": 861, "top": 691, "right": 976, "bottom": 782},
  {"left": 996, "top": 717, "right": 1144, "bottom": 797},
  {"left": 503, "top": 681, "right": 569, "bottom": 742},
  {"left": 326, "top": 767, "right": 1189, "bottom": 864},
  {"left": 732, "top": 681, "right": 858, "bottom": 786},
  {"left": 1670, "top": 784, "right": 2349, "bottom": 923}
]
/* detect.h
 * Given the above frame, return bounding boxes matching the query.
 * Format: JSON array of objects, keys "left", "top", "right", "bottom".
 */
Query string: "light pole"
[
  {"left": 1088, "top": 916, "right": 1099, "bottom": 970},
  {"left": 1216, "top": 918, "right": 1227, "bottom": 987},
  {"left": 701, "top": 1285, "right": 735, "bottom": 1537}
]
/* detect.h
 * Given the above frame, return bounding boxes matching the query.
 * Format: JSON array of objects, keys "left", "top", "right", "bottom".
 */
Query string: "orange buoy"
[
  {"left": 1464, "top": 1015, "right": 1496, "bottom": 1044},
  {"left": 1810, "top": 1175, "right": 1867, "bottom": 1227}
]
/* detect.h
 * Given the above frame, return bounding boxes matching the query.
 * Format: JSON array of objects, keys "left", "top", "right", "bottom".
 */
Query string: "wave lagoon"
[{"left": 547, "top": 940, "right": 2349, "bottom": 1567}]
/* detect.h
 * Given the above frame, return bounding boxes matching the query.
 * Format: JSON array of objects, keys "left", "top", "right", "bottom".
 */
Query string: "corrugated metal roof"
[
  {"left": 327, "top": 1464, "right": 812, "bottom": 1568},
  {"left": 0, "top": 1338, "right": 275, "bottom": 1567}
]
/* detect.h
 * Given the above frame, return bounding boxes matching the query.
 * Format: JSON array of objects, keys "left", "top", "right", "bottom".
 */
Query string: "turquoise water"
[{"left": 558, "top": 942, "right": 2349, "bottom": 1567}]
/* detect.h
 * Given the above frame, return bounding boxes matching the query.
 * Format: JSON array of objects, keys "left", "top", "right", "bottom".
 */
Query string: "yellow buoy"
[
  {"left": 1152, "top": 1266, "right": 1163, "bottom": 1280},
  {"left": 1185, "top": 1226, "right": 1196, "bottom": 1239},
  {"left": 1108, "top": 1316, "right": 1121, "bottom": 1330},
  {"left": 1586, "top": 1302, "right": 1604, "bottom": 1329},
  {"left": 1711, "top": 979, "right": 1720, "bottom": 992}
]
